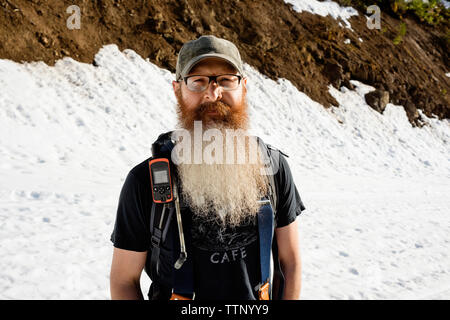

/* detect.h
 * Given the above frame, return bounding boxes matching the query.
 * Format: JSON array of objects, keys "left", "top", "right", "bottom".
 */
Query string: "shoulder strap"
[
  {"left": 171, "top": 180, "right": 194, "bottom": 299},
  {"left": 256, "top": 200, "right": 274, "bottom": 300},
  {"left": 254, "top": 137, "right": 282, "bottom": 300},
  {"left": 148, "top": 131, "right": 176, "bottom": 280},
  {"left": 256, "top": 137, "right": 290, "bottom": 300},
  {"left": 257, "top": 137, "right": 285, "bottom": 214},
  {"left": 151, "top": 131, "right": 175, "bottom": 159},
  {"left": 149, "top": 203, "right": 173, "bottom": 279},
  {"left": 149, "top": 131, "right": 195, "bottom": 299}
]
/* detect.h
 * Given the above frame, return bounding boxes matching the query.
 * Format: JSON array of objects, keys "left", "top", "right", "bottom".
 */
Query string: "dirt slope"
[{"left": 0, "top": 0, "right": 448, "bottom": 125}]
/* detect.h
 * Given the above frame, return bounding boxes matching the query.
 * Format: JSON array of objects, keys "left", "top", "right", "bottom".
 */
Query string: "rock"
[
  {"left": 365, "top": 89, "right": 390, "bottom": 113},
  {"left": 208, "top": 24, "right": 217, "bottom": 32},
  {"left": 380, "top": 90, "right": 390, "bottom": 108},
  {"left": 323, "top": 61, "right": 343, "bottom": 88},
  {"left": 37, "top": 33, "right": 51, "bottom": 48},
  {"left": 405, "top": 101, "right": 419, "bottom": 120},
  {"left": 342, "top": 78, "right": 354, "bottom": 90},
  {"left": 353, "top": 64, "right": 371, "bottom": 84}
]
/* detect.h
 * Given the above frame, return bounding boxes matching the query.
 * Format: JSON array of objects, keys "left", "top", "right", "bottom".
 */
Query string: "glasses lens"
[
  {"left": 217, "top": 75, "right": 240, "bottom": 90},
  {"left": 185, "top": 75, "right": 241, "bottom": 92},
  {"left": 186, "top": 76, "right": 209, "bottom": 92}
]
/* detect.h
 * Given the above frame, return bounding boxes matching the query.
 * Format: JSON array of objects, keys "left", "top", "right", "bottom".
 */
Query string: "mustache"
[
  {"left": 175, "top": 85, "right": 249, "bottom": 130},
  {"left": 196, "top": 100, "right": 231, "bottom": 118}
]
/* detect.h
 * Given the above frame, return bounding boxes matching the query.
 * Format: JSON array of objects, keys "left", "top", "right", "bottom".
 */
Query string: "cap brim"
[{"left": 179, "top": 54, "right": 242, "bottom": 80}]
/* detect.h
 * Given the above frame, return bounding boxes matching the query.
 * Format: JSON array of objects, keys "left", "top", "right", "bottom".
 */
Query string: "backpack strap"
[
  {"left": 254, "top": 138, "right": 281, "bottom": 300},
  {"left": 256, "top": 199, "right": 274, "bottom": 300},
  {"left": 171, "top": 178, "right": 194, "bottom": 299},
  {"left": 148, "top": 131, "right": 176, "bottom": 280},
  {"left": 149, "top": 131, "right": 195, "bottom": 299},
  {"left": 149, "top": 194, "right": 174, "bottom": 280},
  {"left": 257, "top": 138, "right": 290, "bottom": 300},
  {"left": 256, "top": 137, "right": 285, "bottom": 216}
]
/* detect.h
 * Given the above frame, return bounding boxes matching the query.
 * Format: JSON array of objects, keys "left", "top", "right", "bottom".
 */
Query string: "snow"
[
  {"left": 440, "top": 0, "right": 450, "bottom": 9},
  {"left": 1, "top": 44, "right": 449, "bottom": 299},
  {"left": 284, "top": 0, "right": 359, "bottom": 29}
]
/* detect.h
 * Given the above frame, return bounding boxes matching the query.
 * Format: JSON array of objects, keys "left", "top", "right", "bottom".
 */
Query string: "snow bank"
[
  {"left": 284, "top": 0, "right": 359, "bottom": 29},
  {"left": 1, "top": 45, "right": 449, "bottom": 299}
]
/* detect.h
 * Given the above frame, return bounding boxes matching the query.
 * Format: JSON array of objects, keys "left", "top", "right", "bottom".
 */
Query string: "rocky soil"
[{"left": 0, "top": 0, "right": 448, "bottom": 125}]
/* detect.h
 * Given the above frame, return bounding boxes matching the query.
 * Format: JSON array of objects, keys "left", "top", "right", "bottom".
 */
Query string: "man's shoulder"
[
  {"left": 255, "top": 136, "right": 289, "bottom": 159},
  {"left": 265, "top": 144, "right": 289, "bottom": 160},
  {"left": 125, "top": 131, "right": 174, "bottom": 188},
  {"left": 127, "top": 157, "right": 152, "bottom": 188}
]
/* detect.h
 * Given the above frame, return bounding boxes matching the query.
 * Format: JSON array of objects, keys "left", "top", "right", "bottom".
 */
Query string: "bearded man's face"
[
  {"left": 173, "top": 57, "right": 249, "bottom": 131},
  {"left": 171, "top": 57, "right": 268, "bottom": 227}
]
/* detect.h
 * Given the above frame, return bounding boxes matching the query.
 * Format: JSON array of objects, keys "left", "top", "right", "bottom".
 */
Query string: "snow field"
[{"left": 0, "top": 44, "right": 449, "bottom": 299}]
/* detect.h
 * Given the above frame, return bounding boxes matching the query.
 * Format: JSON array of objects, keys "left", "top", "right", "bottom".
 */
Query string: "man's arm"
[
  {"left": 110, "top": 247, "right": 147, "bottom": 300},
  {"left": 275, "top": 218, "right": 302, "bottom": 300}
]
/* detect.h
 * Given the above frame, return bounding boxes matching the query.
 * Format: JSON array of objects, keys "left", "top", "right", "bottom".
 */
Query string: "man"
[{"left": 110, "top": 35, "right": 305, "bottom": 300}]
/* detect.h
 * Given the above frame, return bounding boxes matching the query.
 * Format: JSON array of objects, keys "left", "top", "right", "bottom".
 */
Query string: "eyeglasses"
[{"left": 181, "top": 74, "right": 242, "bottom": 93}]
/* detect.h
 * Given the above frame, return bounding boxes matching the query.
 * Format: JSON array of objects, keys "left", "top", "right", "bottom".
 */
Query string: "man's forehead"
[{"left": 188, "top": 57, "right": 238, "bottom": 75}]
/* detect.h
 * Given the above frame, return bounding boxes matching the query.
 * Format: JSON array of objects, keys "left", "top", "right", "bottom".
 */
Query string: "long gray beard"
[{"left": 175, "top": 127, "right": 268, "bottom": 227}]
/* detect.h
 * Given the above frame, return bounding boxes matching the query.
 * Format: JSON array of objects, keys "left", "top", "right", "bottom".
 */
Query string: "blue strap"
[{"left": 258, "top": 200, "right": 274, "bottom": 292}]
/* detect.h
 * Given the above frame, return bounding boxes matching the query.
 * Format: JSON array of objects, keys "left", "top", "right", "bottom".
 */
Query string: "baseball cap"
[{"left": 175, "top": 35, "right": 244, "bottom": 81}]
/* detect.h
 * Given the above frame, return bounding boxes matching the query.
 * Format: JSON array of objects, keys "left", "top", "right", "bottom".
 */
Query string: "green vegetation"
[
  {"left": 393, "top": 22, "right": 407, "bottom": 44},
  {"left": 336, "top": 0, "right": 449, "bottom": 47},
  {"left": 402, "top": 0, "right": 447, "bottom": 25},
  {"left": 336, "top": 0, "right": 449, "bottom": 26}
]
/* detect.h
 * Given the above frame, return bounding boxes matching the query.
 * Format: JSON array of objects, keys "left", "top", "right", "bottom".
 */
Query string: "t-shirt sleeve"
[
  {"left": 274, "top": 154, "right": 306, "bottom": 228},
  {"left": 110, "top": 171, "right": 151, "bottom": 252}
]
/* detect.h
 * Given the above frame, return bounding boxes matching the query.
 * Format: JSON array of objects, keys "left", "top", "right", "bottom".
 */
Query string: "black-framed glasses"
[{"left": 181, "top": 74, "right": 242, "bottom": 92}]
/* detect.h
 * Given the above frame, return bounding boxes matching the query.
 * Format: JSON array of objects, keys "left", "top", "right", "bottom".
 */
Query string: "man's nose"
[{"left": 203, "top": 81, "right": 223, "bottom": 101}]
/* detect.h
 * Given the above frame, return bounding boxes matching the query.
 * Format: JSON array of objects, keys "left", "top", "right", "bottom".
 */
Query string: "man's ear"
[
  {"left": 172, "top": 80, "right": 180, "bottom": 93},
  {"left": 242, "top": 77, "right": 247, "bottom": 87},
  {"left": 242, "top": 77, "right": 247, "bottom": 92}
]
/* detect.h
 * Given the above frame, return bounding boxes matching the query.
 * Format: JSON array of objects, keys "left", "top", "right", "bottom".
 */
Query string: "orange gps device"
[{"left": 149, "top": 158, "right": 173, "bottom": 203}]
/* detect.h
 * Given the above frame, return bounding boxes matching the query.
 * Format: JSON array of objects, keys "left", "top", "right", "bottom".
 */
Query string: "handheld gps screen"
[{"left": 149, "top": 158, "right": 173, "bottom": 203}]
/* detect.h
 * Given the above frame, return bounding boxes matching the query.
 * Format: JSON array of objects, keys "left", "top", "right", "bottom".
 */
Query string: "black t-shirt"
[{"left": 110, "top": 152, "right": 305, "bottom": 300}]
